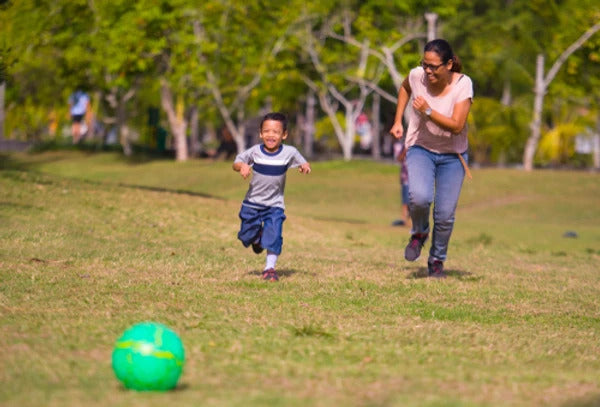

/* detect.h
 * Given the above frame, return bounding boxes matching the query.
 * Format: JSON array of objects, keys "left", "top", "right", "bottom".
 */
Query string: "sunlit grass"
[{"left": 1, "top": 151, "right": 599, "bottom": 407}]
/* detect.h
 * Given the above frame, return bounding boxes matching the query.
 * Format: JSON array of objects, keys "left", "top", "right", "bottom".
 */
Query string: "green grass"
[{"left": 1, "top": 151, "right": 599, "bottom": 407}]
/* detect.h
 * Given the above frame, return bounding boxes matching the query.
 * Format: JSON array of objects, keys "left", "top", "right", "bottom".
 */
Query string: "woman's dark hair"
[
  {"left": 424, "top": 39, "right": 462, "bottom": 73},
  {"left": 260, "top": 112, "right": 288, "bottom": 132}
]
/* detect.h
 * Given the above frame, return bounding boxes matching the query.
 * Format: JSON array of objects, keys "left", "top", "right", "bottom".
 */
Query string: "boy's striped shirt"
[{"left": 234, "top": 144, "right": 307, "bottom": 209}]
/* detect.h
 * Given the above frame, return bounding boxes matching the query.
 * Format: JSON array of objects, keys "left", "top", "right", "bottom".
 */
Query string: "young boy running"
[{"left": 233, "top": 112, "right": 311, "bottom": 281}]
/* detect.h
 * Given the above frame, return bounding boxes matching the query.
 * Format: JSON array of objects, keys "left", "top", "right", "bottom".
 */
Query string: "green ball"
[{"left": 112, "top": 322, "right": 185, "bottom": 391}]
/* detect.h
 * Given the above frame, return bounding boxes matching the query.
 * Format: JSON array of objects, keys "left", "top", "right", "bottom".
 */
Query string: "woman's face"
[{"left": 421, "top": 51, "right": 451, "bottom": 84}]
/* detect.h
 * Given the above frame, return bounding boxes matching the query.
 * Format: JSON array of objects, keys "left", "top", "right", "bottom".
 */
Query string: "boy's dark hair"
[{"left": 260, "top": 112, "right": 288, "bottom": 132}]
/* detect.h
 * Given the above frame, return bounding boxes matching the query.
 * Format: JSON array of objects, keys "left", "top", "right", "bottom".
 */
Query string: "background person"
[
  {"left": 391, "top": 136, "right": 410, "bottom": 227},
  {"left": 68, "top": 89, "right": 90, "bottom": 143},
  {"left": 389, "top": 39, "right": 473, "bottom": 278}
]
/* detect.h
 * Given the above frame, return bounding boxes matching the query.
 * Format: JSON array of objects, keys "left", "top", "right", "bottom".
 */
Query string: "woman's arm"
[
  {"left": 413, "top": 96, "right": 472, "bottom": 134},
  {"left": 390, "top": 77, "right": 412, "bottom": 138}
]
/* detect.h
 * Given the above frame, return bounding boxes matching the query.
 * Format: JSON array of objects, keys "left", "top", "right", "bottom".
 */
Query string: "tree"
[
  {"left": 192, "top": 1, "right": 294, "bottom": 154},
  {"left": 1, "top": 0, "right": 95, "bottom": 141},
  {"left": 524, "top": 21, "right": 600, "bottom": 170},
  {"left": 322, "top": 9, "right": 439, "bottom": 159}
]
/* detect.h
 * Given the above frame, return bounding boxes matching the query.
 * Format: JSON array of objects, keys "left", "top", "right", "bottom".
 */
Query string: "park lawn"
[{"left": 1, "top": 151, "right": 599, "bottom": 407}]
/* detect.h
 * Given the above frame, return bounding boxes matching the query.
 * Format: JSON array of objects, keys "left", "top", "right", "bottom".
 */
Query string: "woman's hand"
[
  {"left": 412, "top": 96, "right": 430, "bottom": 114},
  {"left": 390, "top": 121, "right": 404, "bottom": 139}
]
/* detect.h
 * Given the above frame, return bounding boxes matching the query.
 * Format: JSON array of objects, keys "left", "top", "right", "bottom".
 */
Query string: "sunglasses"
[{"left": 420, "top": 60, "right": 446, "bottom": 71}]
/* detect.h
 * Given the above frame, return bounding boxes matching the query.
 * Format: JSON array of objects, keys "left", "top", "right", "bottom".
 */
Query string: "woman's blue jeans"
[{"left": 406, "top": 145, "right": 467, "bottom": 262}]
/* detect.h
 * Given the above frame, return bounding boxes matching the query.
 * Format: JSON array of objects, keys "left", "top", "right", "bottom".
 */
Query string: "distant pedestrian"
[
  {"left": 233, "top": 112, "right": 311, "bottom": 282},
  {"left": 390, "top": 39, "right": 474, "bottom": 278},
  {"left": 68, "top": 89, "right": 90, "bottom": 143},
  {"left": 391, "top": 137, "right": 410, "bottom": 228},
  {"left": 356, "top": 111, "right": 372, "bottom": 151}
]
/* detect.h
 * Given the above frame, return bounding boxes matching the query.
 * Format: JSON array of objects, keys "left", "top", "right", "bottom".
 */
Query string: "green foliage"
[
  {"left": 5, "top": 98, "right": 54, "bottom": 141},
  {"left": 537, "top": 122, "right": 584, "bottom": 166},
  {"left": 1, "top": 0, "right": 600, "bottom": 165},
  {"left": 468, "top": 97, "right": 529, "bottom": 165},
  {"left": 314, "top": 112, "right": 345, "bottom": 152}
]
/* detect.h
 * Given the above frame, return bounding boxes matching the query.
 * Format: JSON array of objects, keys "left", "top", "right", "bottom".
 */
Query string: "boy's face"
[{"left": 259, "top": 119, "right": 287, "bottom": 152}]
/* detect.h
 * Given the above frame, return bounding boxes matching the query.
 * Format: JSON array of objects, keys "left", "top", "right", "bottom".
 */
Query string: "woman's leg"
[
  {"left": 406, "top": 146, "right": 436, "bottom": 237},
  {"left": 429, "top": 152, "right": 466, "bottom": 262}
]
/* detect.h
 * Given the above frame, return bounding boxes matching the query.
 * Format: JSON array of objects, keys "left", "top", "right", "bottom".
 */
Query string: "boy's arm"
[
  {"left": 233, "top": 161, "right": 252, "bottom": 179},
  {"left": 298, "top": 162, "right": 311, "bottom": 174},
  {"left": 289, "top": 148, "right": 311, "bottom": 174},
  {"left": 233, "top": 148, "right": 253, "bottom": 179}
]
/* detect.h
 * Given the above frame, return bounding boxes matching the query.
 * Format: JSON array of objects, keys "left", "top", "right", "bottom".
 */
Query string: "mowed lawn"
[{"left": 1, "top": 151, "right": 599, "bottom": 407}]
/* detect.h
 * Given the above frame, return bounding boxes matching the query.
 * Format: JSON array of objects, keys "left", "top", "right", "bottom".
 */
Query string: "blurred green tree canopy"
[{"left": 1, "top": 0, "right": 599, "bottom": 167}]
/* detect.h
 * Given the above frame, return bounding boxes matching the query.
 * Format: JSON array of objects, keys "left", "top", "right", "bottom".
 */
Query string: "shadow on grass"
[
  {"left": 407, "top": 267, "right": 483, "bottom": 281},
  {"left": 1, "top": 144, "right": 176, "bottom": 171},
  {"left": 0, "top": 153, "right": 29, "bottom": 171},
  {"left": 311, "top": 216, "right": 368, "bottom": 225},
  {"left": 0, "top": 200, "right": 37, "bottom": 210},
  {"left": 247, "top": 268, "right": 309, "bottom": 279},
  {"left": 117, "top": 183, "right": 226, "bottom": 201},
  {"left": 116, "top": 382, "right": 190, "bottom": 393},
  {"left": 1, "top": 153, "right": 225, "bottom": 201},
  {"left": 560, "top": 394, "right": 600, "bottom": 407}
]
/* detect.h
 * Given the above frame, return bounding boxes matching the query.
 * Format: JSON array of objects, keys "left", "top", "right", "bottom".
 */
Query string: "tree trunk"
[
  {"left": 342, "top": 112, "right": 356, "bottom": 161},
  {"left": 594, "top": 109, "right": 600, "bottom": 170},
  {"left": 524, "top": 54, "right": 545, "bottom": 171},
  {"left": 303, "top": 89, "right": 316, "bottom": 159},
  {"left": 231, "top": 109, "right": 246, "bottom": 154},
  {"left": 501, "top": 79, "right": 512, "bottom": 106},
  {"left": 424, "top": 13, "right": 438, "bottom": 41},
  {"left": 189, "top": 105, "right": 201, "bottom": 158},
  {"left": 116, "top": 100, "right": 132, "bottom": 156},
  {"left": 316, "top": 91, "right": 353, "bottom": 160},
  {"left": 86, "top": 91, "right": 100, "bottom": 141},
  {"left": 0, "top": 81, "right": 4, "bottom": 140},
  {"left": 106, "top": 87, "right": 136, "bottom": 156},
  {"left": 160, "top": 79, "right": 188, "bottom": 161},
  {"left": 371, "top": 92, "right": 381, "bottom": 160}
]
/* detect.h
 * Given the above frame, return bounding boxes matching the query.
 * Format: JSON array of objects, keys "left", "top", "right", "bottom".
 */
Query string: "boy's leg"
[
  {"left": 237, "top": 204, "right": 263, "bottom": 248},
  {"left": 260, "top": 207, "right": 286, "bottom": 255},
  {"left": 261, "top": 251, "right": 280, "bottom": 281}
]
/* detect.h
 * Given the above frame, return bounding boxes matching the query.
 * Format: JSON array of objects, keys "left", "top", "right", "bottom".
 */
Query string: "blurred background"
[{"left": 1, "top": 0, "right": 599, "bottom": 170}]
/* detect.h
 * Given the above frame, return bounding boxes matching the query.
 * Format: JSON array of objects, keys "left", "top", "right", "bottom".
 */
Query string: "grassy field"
[{"left": 1, "top": 151, "right": 599, "bottom": 407}]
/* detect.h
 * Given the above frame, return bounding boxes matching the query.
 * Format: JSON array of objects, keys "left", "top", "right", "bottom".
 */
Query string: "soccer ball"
[{"left": 111, "top": 322, "right": 185, "bottom": 391}]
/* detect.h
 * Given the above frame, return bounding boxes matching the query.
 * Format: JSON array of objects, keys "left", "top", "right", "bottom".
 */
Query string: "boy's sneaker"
[
  {"left": 252, "top": 231, "right": 263, "bottom": 254},
  {"left": 261, "top": 268, "right": 279, "bottom": 282},
  {"left": 428, "top": 260, "right": 446, "bottom": 278},
  {"left": 404, "top": 233, "right": 428, "bottom": 261},
  {"left": 252, "top": 242, "right": 264, "bottom": 254}
]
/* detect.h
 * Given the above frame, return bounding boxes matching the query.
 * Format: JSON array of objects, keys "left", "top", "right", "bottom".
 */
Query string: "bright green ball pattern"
[{"left": 112, "top": 322, "right": 185, "bottom": 391}]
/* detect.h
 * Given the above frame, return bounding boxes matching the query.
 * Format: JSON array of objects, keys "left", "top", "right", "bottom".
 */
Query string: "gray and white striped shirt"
[{"left": 234, "top": 144, "right": 307, "bottom": 209}]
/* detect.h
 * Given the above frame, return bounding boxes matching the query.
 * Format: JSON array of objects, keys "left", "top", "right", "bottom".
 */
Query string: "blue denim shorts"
[{"left": 237, "top": 202, "right": 286, "bottom": 255}]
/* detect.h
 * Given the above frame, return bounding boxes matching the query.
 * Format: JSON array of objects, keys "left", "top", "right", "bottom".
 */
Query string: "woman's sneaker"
[
  {"left": 261, "top": 268, "right": 279, "bottom": 282},
  {"left": 427, "top": 260, "right": 446, "bottom": 278},
  {"left": 404, "top": 233, "right": 428, "bottom": 261}
]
